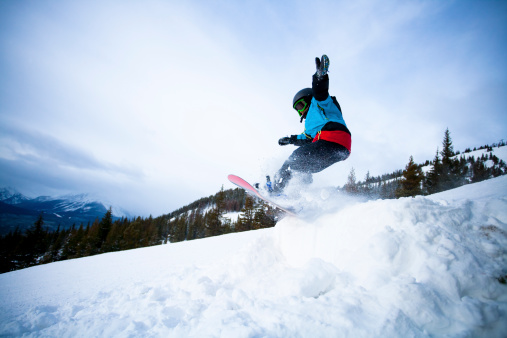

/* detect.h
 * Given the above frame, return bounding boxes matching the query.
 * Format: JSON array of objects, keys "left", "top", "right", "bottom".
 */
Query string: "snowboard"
[{"left": 228, "top": 174, "right": 298, "bottom": 216}]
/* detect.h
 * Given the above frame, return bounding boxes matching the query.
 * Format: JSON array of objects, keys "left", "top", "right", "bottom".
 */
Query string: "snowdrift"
[{"left": 1, "top": 177, "right": 507, "bottom": 337}]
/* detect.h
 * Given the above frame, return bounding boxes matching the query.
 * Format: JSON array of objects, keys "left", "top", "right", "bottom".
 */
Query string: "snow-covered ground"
[{"left": 1, "top": 176, "right": 506, "bottom": 337}]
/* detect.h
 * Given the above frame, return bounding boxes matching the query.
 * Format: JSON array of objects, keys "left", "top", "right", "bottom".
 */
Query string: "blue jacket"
[{"left": 297, "top": 95, "right": 348, "bottom": 141}]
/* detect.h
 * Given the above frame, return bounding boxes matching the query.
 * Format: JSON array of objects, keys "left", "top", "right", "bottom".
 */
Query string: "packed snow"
[{"left": 1, "top": 176, "right": 506, "bottom": 337}]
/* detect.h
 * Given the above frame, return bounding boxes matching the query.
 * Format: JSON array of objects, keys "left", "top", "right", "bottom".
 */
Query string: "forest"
[
  {"left": 344, "top": 129, "right": 506, "bottom": 199},
  {"left": 0, "top": 188, "right": 276, "bottom": 273},
  {"left": 1, "top": 129, "right": 506, "bottom": 273}
]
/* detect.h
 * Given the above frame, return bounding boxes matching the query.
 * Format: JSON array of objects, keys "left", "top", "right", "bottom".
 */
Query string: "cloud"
[
  {"left": 0, "top": 124, "right": 143, "bottom": 177},
  {"left": 0, "top": 123, "right": 147, "bottom": 206}
]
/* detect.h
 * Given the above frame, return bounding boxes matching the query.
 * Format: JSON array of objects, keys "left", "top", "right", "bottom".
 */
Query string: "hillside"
[
  {"left": 1, "top": 176, "right": 506, "bottom": 336},
  {"left": 351, "top": 141, "right": 507, "bottom": 198}
]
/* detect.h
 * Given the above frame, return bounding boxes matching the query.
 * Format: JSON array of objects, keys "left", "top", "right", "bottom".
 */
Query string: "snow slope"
[{"left": 1, "top": 177, "right": 506, "bottom": 337}]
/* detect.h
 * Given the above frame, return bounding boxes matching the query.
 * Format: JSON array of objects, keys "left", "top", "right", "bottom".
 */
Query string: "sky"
[{"left": 0, "top": 0, "right": 506, "bottom": 216}]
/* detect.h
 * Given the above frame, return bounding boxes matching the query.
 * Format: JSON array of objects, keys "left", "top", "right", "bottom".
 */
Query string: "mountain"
[
  {"left": 0, "top": 189, "right": 130, "bottom": 235},
  {"left": 0, "top": 176, "right": 506, "bottom": 336},
  {"left": 0, "top": 187, "right": 30, "bottom": 205},
  {"left": 0, "top": 201, "right": 39, "bottom": 216}
]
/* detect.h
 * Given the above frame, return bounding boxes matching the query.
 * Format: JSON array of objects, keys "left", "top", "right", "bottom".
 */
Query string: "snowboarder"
[{"left": 271, "top": 55, "right": 351, "bottom": 194}]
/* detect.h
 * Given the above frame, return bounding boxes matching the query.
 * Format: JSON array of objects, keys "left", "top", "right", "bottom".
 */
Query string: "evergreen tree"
[
  {"left": 206, "top": 185, "right": 227, "bottom": 237},
  {"left": 142, "top": 215, "right": 158, "bottom": 246},
  {"left": 254, "top": 202, "right": 276, "bottom": 229},
  {"left": 439, "top": 128, "right": 466, "bottom": 190},
  {"left": 471, "top": 160, "right": 489, "bottom": 182},
  {"left": 102, "top": 220, "right": 124, "bottom": 252},
  {"left": 98, "top": 208, "right": 113, "bottom": 244},
  {"left": 84, "top": 219, "right": 101, "bottom": 255},
  {"left": 439, "top": 129, "right": 455, "bottom": 191},
  {"left": 344, "top": 167, "right": 359, "bottom": 194},
  {"left": 380, "top": 180, "right": 399, "bottom": 199},
  {"left": 396, "top": 156, "right": 424, "bottom": 198},
  {"left": 425, "top": 148, "right": 442, "bottom": 194},
  {"left": 237, "top": 195, "right": 256, "bottom": 232},
  {"left": 362, "top": 171, "right": 374, "bottom": 198},
  {"left": 458, "top": 156, "right": 469, "bottom": 181},
  {"left": 46, "top": 225, "right": 65, "bottom": 262},
  {"left": 22, "top": 213, "right": 48, "bottom": 265},
  {"left": 123, "top": 217, "right": 143, "bottom": 249},
  {"left": 0, "top": 227, "right": 23, "bottom": 272},
  {"left": 441, "top": 128, "right": 455, "bottom": 162},
  {"left": 187, "top": 208, "right": 205, "bottom": 240},
  {"left": 186, "top": 210, "right": 197, "bottom": 241},
  {"left": 171, "top": 215, "right": 187, "bottom": 242}
]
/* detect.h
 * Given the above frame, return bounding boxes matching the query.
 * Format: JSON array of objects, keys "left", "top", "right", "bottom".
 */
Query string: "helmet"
[{"left": 292, "top": 88, "right": 313, "bottom": 109}]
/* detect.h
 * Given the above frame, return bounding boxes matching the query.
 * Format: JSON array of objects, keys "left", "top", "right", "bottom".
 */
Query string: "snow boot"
[
  {"left": 265, "top": 175, "right": 273, "bottom": 193},
  {"left": 254, "top": 176, "right": 275, "bottom": 194}
]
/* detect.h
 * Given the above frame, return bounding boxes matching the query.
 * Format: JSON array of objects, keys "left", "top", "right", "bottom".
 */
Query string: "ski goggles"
[{"left": 293, "top": 98, "right": 308, "bottom": 116}]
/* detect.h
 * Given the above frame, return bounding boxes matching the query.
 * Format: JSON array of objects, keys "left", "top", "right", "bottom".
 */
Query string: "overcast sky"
[{"left": 1, "top": 0, "right": 506, "bottom": 216}]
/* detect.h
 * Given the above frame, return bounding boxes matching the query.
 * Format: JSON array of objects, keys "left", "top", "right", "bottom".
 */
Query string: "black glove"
[
  {"left": 278, "top": 137, "right": 291, "bottom": 146},
  {"left": 278, "top": 135, "right": 300, "bottom": 146},
  {"left": 315, "top": 54, "right": 329, "bottom": 78}
]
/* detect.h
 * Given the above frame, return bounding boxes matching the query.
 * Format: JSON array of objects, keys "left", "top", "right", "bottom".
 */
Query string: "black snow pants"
[{"left": 274, "top": 140, "right": 350, "bottom": 191}]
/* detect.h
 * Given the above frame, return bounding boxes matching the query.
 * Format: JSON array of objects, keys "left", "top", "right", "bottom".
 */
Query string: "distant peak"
[{"left": 0, "top": 186, "right": 30, "bottom": 204}]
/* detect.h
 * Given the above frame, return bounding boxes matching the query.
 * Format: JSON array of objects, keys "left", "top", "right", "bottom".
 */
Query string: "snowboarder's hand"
[
  {"left": 315, "top": 55, "right": 329, "bottom": 78},
  {"left": 278, "top": 137, "right": 291, "bottom": 146}
]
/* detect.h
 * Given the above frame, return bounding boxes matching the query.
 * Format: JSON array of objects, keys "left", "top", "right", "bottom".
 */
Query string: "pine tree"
[
  {"left": 188, "top": 208, "right": 205, "bottom": 240},
  {"left": 102, "top": 222, "right": 122, "bottom": 252},
  {"left": 440, "top": 129, "right": 455, "bottom": 191},
  {"left": 379, "top": 180, "right": 399, "bottom": 199},
  {"left": 123, "top": 217, "right": 143, "bottom": 249},
  {"left": 206, "top": 185, "right": 227, "bottom": 237},
  {"left": 425, "top": 148, "right": 442, "bottom": 194},
  {"left": 362, "top": 171, "right": 374, "bottom": 198},
  {"left": 0, "top": 227, "right": 24, "bottom": 272},
  {"left": 441, "top": 128, "right": 454, "bottom": 162},
  {"left": 237, "top": 195, "right": 256, "bottom": 232},
  {"left": 344, "top": 167, "right": 359, "bottom": 194},
  {"left": 171, "top": 215, "right": 187, "bottom": 242},
  {"left": 471, "top": 159, "right": 489, "bottom": 182},
  {"left": 98, "top": 208, "right": 113, "bottom": 244},
  {"left": 395, "top": 156, "right": 423, "bottom": 198},
  {"left": 47, "top": 225, "right": 65, "bottom": 262},
  {"left": 439, "top": 128, "right": 466, "bottom": 190},
  {"left": 253, "top": 202, "right": 276, "bottom": 229},
  {"left": 22, "top": 213, "right": 48, "bottom": 265},
  {"left": 135, "top": 215, "right": 157, "bottom": 247},
  {"left": 186, "top": 210, "right": 198, "bottom": 240},
  {"left": 84, "top": 219, "right": 101, "bottom": 255}
]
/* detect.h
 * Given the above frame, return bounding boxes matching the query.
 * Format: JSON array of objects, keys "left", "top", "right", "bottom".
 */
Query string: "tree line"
[
  {"left": 344, "top": 129, "right": 507, "bottom": 198},
  {"left": 0, "top": 187, "right": 278, "bottom": 273}
]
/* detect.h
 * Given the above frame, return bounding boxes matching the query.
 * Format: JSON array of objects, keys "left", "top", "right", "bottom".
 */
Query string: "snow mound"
[{"left": 1, "top": 177, "right": 506, "bottom": 337}]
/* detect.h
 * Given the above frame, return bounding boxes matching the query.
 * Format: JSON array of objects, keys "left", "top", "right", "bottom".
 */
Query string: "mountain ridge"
[{"left": 0, "top": 188, "right": 130, "bottom": 235}]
